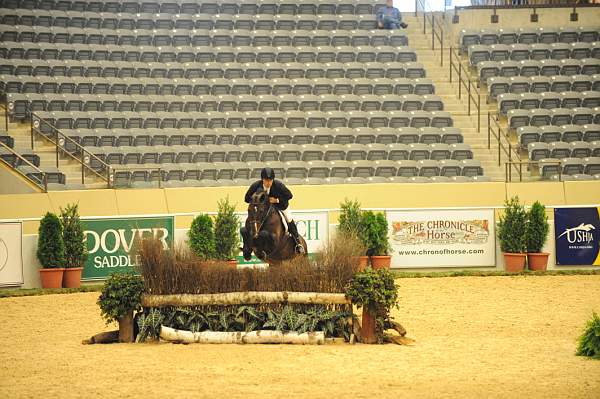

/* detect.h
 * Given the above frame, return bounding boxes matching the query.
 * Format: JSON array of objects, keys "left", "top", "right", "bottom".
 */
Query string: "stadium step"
[{"left": 406, "top": 20, "right": 508, "bottom": 182}]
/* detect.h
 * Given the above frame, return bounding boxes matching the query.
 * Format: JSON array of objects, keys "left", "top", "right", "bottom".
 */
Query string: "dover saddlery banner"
[
  {"left": 235, "top": 210, "right": 329, "bottom": 264},
  {"left": 554, "top": 207, "right": 600, "bottom": 266},
  {"left": 387, "top": 209, "right": 496, "bottom": 268},
  {"left": 0, "top": 222, "right": 24, "bottom": 286},
  {"left": 81, "top": 216, "right": 174, "bottom": 280}
]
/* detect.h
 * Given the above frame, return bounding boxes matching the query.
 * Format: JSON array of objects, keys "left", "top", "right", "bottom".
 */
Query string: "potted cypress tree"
[
  {"left": 338, "top": 199, "right": 369, "bottom": 269},
  {"left": 60, "top": 203, "right": 88, "bottom": 288},
  {"left": 497, "top": 196, "right": 528, "bottom": 272},
  {"left": 37, "top": 212, "right": 66, "bottom": 288},
  {"left": 188, "top": 213, "right": 216, "bottom": 261},
  {"left": 526, "top": 201, "right": 550, "bottom": 271},
  {"left": 97, "top": 273, "right": 144, "bottom": 343},
  {"left": 361, "top": 211, "right": 392, "bottom": 269},
  {"left": 214, "top": 197, "right": 241, "bottom": 267},
  {"left": 345, "top": 267, "right": 398, "bottom": 344}
]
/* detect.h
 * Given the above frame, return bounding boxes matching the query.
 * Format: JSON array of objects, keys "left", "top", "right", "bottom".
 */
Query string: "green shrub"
[
  {"left": 60, "top": 203, "right": 88, "bottom": 268},
  {"left": 576, "top": 312, "right": 600, "bottom": 360},
  {"left": 36, "top": 212, "right": 66, "bottom": 269},
  {"left": 526, "top": 201, "right": 549, "bottom": 253},
  {"left": 497, "top": 196, "right": 527, "bottom": 253},
  {"left": 345, "top": 267, "right": 398, "bottom": 313},
  {"left": 338, "top": 199, "right": 363, "bottom": 238},
  {"left": 97, "top": 273, "right": 144, "bottom": 324},
  {"left": 188, "top": 213, "right": 215, "bottom": 260},
  {"left": 360, "top": 211, "right": 391, "bottom": 256},
  {"left": 214, "top": 197, "right": 241, "bottom": 261}
]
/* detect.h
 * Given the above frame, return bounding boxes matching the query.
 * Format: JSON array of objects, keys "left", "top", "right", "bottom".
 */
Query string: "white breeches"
[{"left": 281, "top": 208, "right": 293, "bottom": 223}]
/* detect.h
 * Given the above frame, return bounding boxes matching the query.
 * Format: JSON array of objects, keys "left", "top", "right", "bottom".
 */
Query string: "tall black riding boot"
[{"left": 287, "top": 221, "right": 305, "bottom": 254}]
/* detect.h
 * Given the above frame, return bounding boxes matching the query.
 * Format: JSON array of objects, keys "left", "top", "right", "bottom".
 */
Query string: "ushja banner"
[{"left": 386, "top": 209, "right": 496, "bottom": 268}]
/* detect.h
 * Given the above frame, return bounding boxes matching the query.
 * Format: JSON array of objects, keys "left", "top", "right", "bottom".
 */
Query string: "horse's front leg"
[{"left": 240, "top": 226, "right": 253, "bottom": 261}]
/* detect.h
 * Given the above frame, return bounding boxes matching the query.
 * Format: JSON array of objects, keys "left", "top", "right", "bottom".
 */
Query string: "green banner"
[{"left": 81, "top": 216, "right": 174, "bottom": 280}]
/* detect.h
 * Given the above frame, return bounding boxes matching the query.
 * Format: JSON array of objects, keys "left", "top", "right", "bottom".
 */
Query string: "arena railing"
[
  {"left": 29, "top": 112, "right": 113, "bottom": 188},
  {"left": 487, "top": 111, "right": 526, "bottom": 181},
  {"left": 415, "top": 0, "right": 445, "bottom": 67},
  {"left": 111, "top": 165, "right": 165, "bottom": 189},
  {"left": 503, "top": 159, "right": 562, "bottom": 182},
  {"left": 0, "top": 140, "right": 49, "bottom": 192},
  {"left": 0, "top": 98, "right": 8, "bottom": 132}
]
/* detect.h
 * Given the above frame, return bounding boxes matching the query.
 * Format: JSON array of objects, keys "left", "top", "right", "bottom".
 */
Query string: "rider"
[{"left": 244, "top": 167, "right": 305, "bottom": 255}]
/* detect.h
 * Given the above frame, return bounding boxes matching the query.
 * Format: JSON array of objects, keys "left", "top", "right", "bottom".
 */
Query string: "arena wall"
[{"left": 1, "top": 181, "right": 598, "bottom": 288}]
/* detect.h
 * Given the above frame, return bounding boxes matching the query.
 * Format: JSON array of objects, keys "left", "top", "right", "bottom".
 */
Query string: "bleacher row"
[
  {"left": 477, "top": 59, "right": 600, "bottom": 83},
  {"left": 0, "top": 1, "right": 386, "bottom": 16},
  {"left": 8, "top": 93, "right": 446, "bottom": 120},
  {"left": 507, "top": 107, "right": 600, "bottom": 129},
  {"left": 487, "top": 75, "right": 600, "bottom": 100},
  {"left": 0, "top": 9, "right": 384, "bottom": 31},
  {"left": 0, "top": 25, "right": 409, "bottom": 48},
  {"left": 0, "top": 59, "right": 426, "bottom": 79},
  {"left": 56, "top": 127, "right": 467, "bottom": 148},
  {"left": 32, "top": 109, "right": 455, "bottom": 130},
  {"left": 497, "top": 91, "right": 600, "bottom": 115},
  {"left": 460, "top": 27, "right": 599, "bottom": 53},
  {"left": 469, "top": 43, "right": 600, "bottom": 67},
  {"left": 0, "top": 42, "right": 417, "bottom": 64}
]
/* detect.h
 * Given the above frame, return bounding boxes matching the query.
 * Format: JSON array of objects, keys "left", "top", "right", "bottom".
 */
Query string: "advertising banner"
[
  {"left": 387, "top": 209, "right": 496, "bottom": 268},
  {"left": 82, "top": 216, "right": 174, "bottom": 280},
  {"left": 0, "top": 222, "right": 24, "bottom": 286},
  {"left": 554, "top": 207, "right": 600, "bottom": 266}
]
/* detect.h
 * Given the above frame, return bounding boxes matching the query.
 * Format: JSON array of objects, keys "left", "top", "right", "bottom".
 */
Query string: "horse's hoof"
[
  {"left": 296, "top": 245, "right": 306, "bottom": 255},
  {"left": 243, "top": 251, "right": 252, "bottom": 261}
]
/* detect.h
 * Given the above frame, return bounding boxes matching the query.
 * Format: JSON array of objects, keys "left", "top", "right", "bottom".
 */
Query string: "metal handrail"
[
  {"left": 415, "top": 0, "right": 444, "bottom": 67},
  {"left": 456, "top": 2, "right": 595, "bottom": 10},
  {"left": 449, "top": 46, "right": 481, "bottom": 133},
  {"left": 487, "top": 111, "right": 523, "bottom": 180},
  {"left": 0, "top": 141, "right": 48, "bottom": 191},
  {"left": 0, "top": 99, "right": 8, "bottom": 132},
  {"left": 504, "top": 160, "right": 562, "bottom": 183},
  {"left": 29, "top": 112, "right": 113, "bottom": 187}
]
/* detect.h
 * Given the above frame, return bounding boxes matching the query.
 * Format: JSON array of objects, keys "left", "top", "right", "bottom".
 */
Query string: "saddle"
[{"left": 277, "top": 209, "right": 289, "bottom": 235}]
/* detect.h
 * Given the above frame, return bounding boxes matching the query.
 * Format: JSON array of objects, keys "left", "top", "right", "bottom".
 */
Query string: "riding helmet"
[{"left": 261, "top": 167, "right": 275, "bottom": 180}]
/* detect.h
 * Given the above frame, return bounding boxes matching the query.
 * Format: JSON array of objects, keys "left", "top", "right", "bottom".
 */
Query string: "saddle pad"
[{"left": 277, "top": 209, "right": 289, "bottom": 235}]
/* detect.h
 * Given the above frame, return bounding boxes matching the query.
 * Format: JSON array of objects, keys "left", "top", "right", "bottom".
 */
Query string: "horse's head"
[{"left": 247, "top": 190, "right": 270, "bottom": 238}]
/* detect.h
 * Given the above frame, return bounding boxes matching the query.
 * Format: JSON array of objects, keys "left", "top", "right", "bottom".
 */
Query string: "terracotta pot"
[
  {"left": 361, "top": 308, "right": 378, "bottom": 344},
  {"left": 527, "top": 253, "right": 549, "bottom": 271},
  {"left": 227, "top": 259, "right": 238, "bottom": 268},
  {"left": 503, "top": 253, "right": 527, "bottom": 273},
  {"left": 370, "top": 255, "right": 391, "bottom": 269},
  {"left": 62, "top": 267, "right": 83, "bottom": 288},
  {"left": 357, "top": 256, "right": 369, "bottom": 271},
  {"left": 118, "top": 311, "right": 135, "bottom": 343},
  {"left": 39, "top": 268, "right": 65, "bottom": 289}
]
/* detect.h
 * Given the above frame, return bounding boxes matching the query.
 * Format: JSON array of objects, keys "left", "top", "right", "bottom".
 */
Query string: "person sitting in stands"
[{"left": 377, "top": 0, "right": 408, "bottom": 30}]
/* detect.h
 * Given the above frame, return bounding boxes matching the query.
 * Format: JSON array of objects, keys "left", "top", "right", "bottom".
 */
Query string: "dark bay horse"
[{"left": 240, "top": 190, "right": 308, "bottom": 265}]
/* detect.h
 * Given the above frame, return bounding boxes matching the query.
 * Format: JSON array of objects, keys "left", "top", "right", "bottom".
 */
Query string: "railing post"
[
  {"left": 414, "top": 0, "right": 418, "bottom": 17},
  {"left": 54, "top": 126, "right": 59, "bottom": 168},
  {"left": 81, "top": 150, "right": 85, "bottom": 184},
  {"left": 3, "top": 100, "right": 8, "bottom": 132},
  {"left": 497, "top": 122, "right": 501, "bottom": 167},
  {"left": 44, "top": 173, "right": 48, "bottom": 192},
  {"left": 519, "top": 162, "right": 522, "bottom": 182},
  {"left": 458, "top": 63, "right": 462, "bottom": 99},
  {"left": 477, "top": 93, "right": 481, "bottom": 133},
  {"left": 487, "top": 112, "right": 491, "bottom": 149},
  {"left": 440, "top": 31, "right": 443, "bottom": 67},
  {"left": 467, "top": 80, "right": 471, "bottom": 116},
  {"left": 30, "top": 114, "right": 34, "bottom": 150},
  {"left": 431, "top": 14, "right": 435, "bottom": 50},
  {"left": 449, "top": 47, "right": 453, "bottom": 83}
]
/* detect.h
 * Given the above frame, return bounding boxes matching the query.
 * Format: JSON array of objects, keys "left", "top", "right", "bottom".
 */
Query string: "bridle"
[{"left": 249, "top": 194, "right": 273, "bottom": 239}]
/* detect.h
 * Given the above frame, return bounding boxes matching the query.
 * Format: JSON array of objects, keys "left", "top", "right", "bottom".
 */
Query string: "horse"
[{"left": 240, "top": 190, "right": 308, "bottom": 266}]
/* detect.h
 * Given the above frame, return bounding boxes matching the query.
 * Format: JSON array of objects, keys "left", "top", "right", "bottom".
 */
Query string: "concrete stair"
[
  {"left": 4, "top": 118, "right": 107, "bottom": 189},
  {"left": 403, "top": 14, "right": 511, "bottom": 182}
]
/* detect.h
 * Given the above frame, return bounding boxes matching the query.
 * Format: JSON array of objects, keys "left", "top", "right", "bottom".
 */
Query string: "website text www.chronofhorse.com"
[{"left": 397, "top": 248, "right": 485, "bottom": 256}]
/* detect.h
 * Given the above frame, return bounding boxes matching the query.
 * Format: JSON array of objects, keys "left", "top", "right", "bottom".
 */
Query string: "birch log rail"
[
  {"left": 142, "top": 291, "right": 351, "bottom": 307},
  {"left": 160, "top": 326, "right": 326, "bottom": 345}
]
